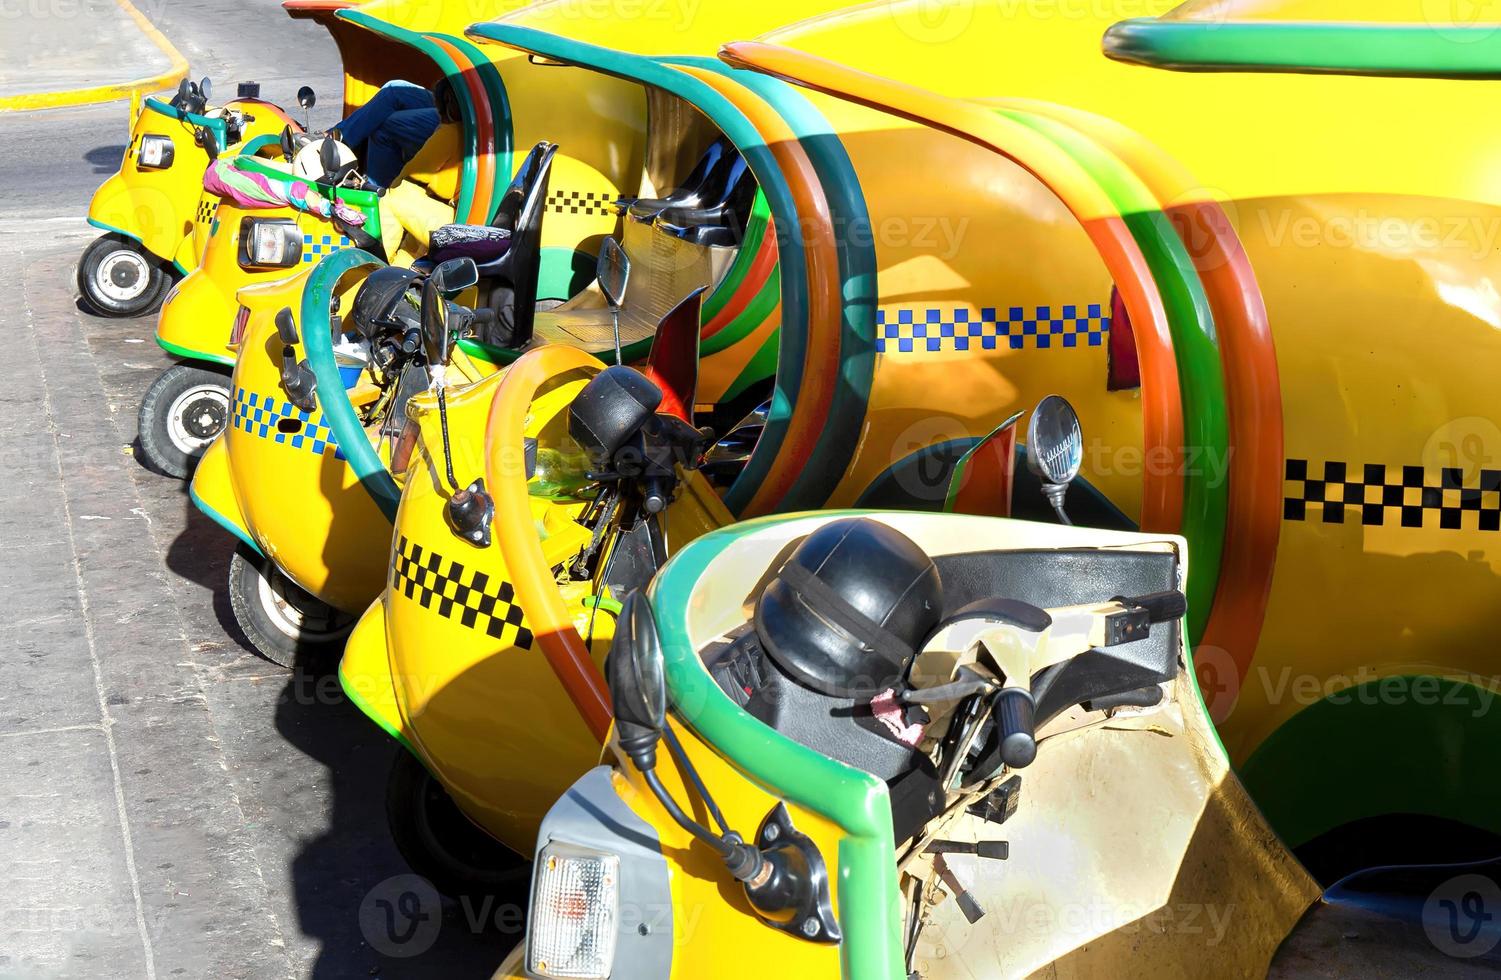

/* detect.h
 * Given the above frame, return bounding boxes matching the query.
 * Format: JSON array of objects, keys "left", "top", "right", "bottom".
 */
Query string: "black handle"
[
  {"left": 1115, "top": 590, "right": 1187, "bottom": 624},
  {"left": 993, "top": 688, "right": 1036, "bottom": 768}
]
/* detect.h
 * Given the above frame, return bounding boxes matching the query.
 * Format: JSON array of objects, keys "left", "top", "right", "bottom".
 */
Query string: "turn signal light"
[{"left": 527, "top": 841, "right": 619, "bottom": 979}]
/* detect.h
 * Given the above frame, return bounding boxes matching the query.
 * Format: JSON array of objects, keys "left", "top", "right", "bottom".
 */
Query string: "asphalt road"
[{"left": 0, "top": 3, "right": 509, "bottom": 978}]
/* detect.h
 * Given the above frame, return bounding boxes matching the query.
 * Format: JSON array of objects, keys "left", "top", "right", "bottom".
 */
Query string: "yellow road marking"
[{"left": 0, "top": 0, "right": 189, "bottom": 114}]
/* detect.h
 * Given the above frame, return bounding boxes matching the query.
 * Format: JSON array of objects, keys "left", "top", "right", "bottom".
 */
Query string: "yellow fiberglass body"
[
  {"left": 344, "top": 344, "right": 732, "bottom": 854},
  {"left": 711, "top": 0, "right": 1501, "bottom": 881},
  {"left": 503, "top": 512, "right": 1321, "bottom": 980}
]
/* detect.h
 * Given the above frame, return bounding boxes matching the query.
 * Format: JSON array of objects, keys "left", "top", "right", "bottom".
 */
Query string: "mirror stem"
[
  {"left": 1042, "top": 482, "right": 1072, "bottom": 526},
  {"left": 611, "top": 308, "right": 622, "bottom": 366},
  {"left": 436, "top": 387, "right": 460, "bottom": 492}
]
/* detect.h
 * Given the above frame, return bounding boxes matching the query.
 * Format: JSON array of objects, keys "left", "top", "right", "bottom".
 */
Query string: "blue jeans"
[{"left": 337, "top": 81, "right": 439, "bottom": 188}]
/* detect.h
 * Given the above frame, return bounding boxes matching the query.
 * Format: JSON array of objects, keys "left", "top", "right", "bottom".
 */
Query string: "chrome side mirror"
[
  {"left": 597, "top": 237, "right": 630, "bottom": 363},
  {"left": 431, "top": 256, "right": 479, "bottom": 299},
  {"left": 597, "top": 237, "right": 630, "bottom": 310},
  {"left": 199, "top": 77, "right": 212, "bottom": 103},
  {"left": 1026, "top": 394, "right": 1083, "bottom": 525},
  {"left": 296, "top": 85, "right": 316, "bottom": 131}
]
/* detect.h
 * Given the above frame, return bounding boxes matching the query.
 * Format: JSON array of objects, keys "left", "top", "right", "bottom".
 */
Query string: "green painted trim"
[
  {"left": 338, "top": 658, "right": 415, "bottom": 753},
  {"left": 719, "top": 329, "right": 780, "bottom": 405},
  {"left": 145, "top": 96, "right": 229, "bottom": 150},
  {"left": 240, "top": 133, "right": 281, "bottom": 157},
  {"left": 86, "top": 217, "right": 183, "bottom": 272},
  {"left": 155, "top": 334, "right": 235, "bottom": 367},
  {"left": 300, "top": 248, "right": 402, "bottom": 521},
  {"left": 996, "top": 108, "right": 1227, "bottom": 641},
  {"left": 1240, "top": 675, "right": 1501, "bottom": 848},
  {"left": 647, "top": 514, "right": 903, "bottom": 980},
  {"left": 467, "top": 25, "right": 814, "bottom": 519},
  {"left": 1104, "top": 19, "right": 1501, "bottom": 78},
  {"left": 701, "top": 266, "right": 780, "bottom": 358},
  {"left": 701, "top": 189, "right": 770, "bottom": 322},
  {"left": 455, "top": 336, "right": 520, "bottom": 367},
  {"left": 537, "top": 246, "right": 595, "bottom": 303},
  {"left": 188, "top": 481, "right": 262, "bottom": 556},
  {"left": 444, "top": 32, "right": 514, "bottom": 223},
  {"left": 337, "top": 12, "right": 481, "bottom": 220},
  {"left": 665, "top": 56, "right": 875, "bottom": 514}
]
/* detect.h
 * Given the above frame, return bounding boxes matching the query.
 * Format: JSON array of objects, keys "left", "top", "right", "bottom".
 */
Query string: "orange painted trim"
[
  {"left": 1008, "top": 99, "right": 1282, "bottom": 685},
  {"left": 720, "top": 42, "right": 1185, "bottom": 530},
  {"left": 702, "top": 218, "right": 778, "bottom": 339},
  {"left": 485, "top": 346, "right": 613, "bottom": 742},
  {"left": 670, "top": 63, "right": 843, "bottom": 518},
  {"left": 428, "top": 35, "right": 496, "bottom": 223}
]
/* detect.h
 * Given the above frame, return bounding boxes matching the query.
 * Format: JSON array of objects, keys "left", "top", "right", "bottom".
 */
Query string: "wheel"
[
  {"left": 386, "top": 748, "right": 532, "bottom": 912},
  {"left": 227, "top": 543, "right": 356, "bottom": 668},
  {"left": 77, "top": 234, "right": 172, "bottom": 317},
  {"left": 137, "top": 364, "right": 231, "bottom": 479}
]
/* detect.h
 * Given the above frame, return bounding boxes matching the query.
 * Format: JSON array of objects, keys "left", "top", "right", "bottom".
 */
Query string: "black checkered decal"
[
  {"left": 1284, "top": 459, "right": 1501, "bottom": 531},
  {"left": 392, "top": 535, "right": 534, "bottom": 647},
  {"left": 196, "top": 199, "right": 219, "bottom": 225},
  {"left": 547, "top": 190, "right": 618, "bottom": 217}
]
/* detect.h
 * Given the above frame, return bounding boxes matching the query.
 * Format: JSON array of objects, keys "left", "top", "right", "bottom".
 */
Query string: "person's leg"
[
  {"left": 335, "top": 83, "right": 435, "bottom": 155},
  {"left": 364, "top": 107, "right": 440, "bottom": 188}
]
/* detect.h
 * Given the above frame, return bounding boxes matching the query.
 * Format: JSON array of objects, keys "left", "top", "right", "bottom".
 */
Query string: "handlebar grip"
[
  {"left": 1116, "top": 590, "right": 1188, "bottom": 624},
  {"left": 993, "top": 688, "right": 1036, "bottom": 769}
]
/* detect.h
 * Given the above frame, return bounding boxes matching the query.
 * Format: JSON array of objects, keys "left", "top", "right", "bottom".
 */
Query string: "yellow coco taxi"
[
  {"left": 336, "top": 1, "right": 1197, "bottom": 899},
  {"left": 718, "top": 0, "right": 1501, "bottom": 886},
  {"left": 139, "top": 0, "right": 552, "bottom": 480},
  {"left": 81, "top": 76, "right": 302, "bottom": 318},
  {"left": 188, "top": 0, "right": 860, "bottom": 668}
]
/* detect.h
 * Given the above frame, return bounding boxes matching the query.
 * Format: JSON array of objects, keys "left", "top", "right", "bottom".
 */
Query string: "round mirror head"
[
  {"left": 199, "top": 77, "right": 212, "bottom": 102},
  {"left": 597, "top": 237, "right": 630, "bottom": 309},
  {"left": 297, "top": 85, "right": 316, "bottom": 110},
  {"left": 1025, "top": 394, "right": 1083, "bottom": 486}
]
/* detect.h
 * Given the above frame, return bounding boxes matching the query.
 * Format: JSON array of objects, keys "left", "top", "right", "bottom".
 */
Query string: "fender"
[
  {"left": 188, "top": 436, "right": 259, "bottom": 556},
  {"left": 338, "top": 598, "right": 413, "bottom": 750}
]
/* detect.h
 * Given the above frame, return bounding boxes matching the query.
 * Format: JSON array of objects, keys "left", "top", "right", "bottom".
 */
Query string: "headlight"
[
  {"left": 238, "top": 218, "right": 302, "bottom": 270},
  {"left": 528, "top": 841, "right": 620, "bottom": 979},
  {"left": 137, "top": 134, "right": 174, "bottom": 170}
]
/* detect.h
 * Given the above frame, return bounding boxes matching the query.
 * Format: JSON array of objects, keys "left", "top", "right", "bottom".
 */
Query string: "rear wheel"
[
  {"left": 137, "top": 364, "right": 231, "bottom": 479},
  {"left": 386, "top": 748, "right": 531, "bottom": 917},
  {"left": 77, "top": 234, "right": 172, "bottom": 317},
  {"left": 227, "top": 544, "right": 356, "bottom": 669}
]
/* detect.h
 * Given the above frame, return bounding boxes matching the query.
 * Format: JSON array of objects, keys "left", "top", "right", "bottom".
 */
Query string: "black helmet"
[
  {"left": 753, "top": 518, "right": 942, "bottom": 698},
  {"left": 350, "top": 266, "right": 420, "bottom": 340}
]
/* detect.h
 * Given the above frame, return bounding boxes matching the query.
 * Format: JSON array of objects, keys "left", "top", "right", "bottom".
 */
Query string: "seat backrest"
[
  {"left": 492, "top": 140, "right": 554, "bottom": 232},
  {"left": 486, "top": 141, "right": 558, "bottom": 344}
]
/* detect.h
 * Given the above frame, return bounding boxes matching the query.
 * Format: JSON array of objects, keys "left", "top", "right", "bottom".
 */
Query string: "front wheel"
[
  {"left": 137, "top": 364, "right": 231, "bottom": 479},
  {"left": 77, "top": 234, "right": 172, "bottom": 317},
  {"left": 386, "top": 748, "right": 531, "bottom": 914},
  {"left": 227, "top": 544, "right": 356, "bottom": 668}
]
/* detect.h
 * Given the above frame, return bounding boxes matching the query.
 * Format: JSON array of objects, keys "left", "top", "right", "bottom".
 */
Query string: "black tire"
[
  {"left": 227, "top": 543, "right": 356, "bottom": 669},
  {"left": 386, "top": 748, "right": 532, "bottom": 917},
  {"left": 77, "top": 234, "right": 173, "bottom": 317},
  {"left": 137, "top": 364, "right": 231, "bottom": 479}
]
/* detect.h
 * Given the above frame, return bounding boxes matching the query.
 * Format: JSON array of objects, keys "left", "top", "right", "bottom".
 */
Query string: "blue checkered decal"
[
  {"left": 876, "top": 304, "right": 1109, "bottom": 354},
  {"left": 302, "top": 233, "right": 352, "bottom": 264},
  {"left": 231, "top": 388, "right": 344, "bottom": 460}
]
